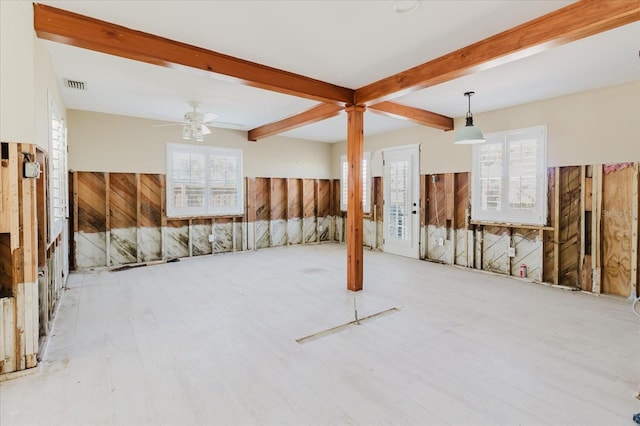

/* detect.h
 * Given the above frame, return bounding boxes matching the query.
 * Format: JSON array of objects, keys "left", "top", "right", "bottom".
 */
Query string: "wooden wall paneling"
[
  {"left": 0, "top": 144, "right": 10, "bottom": 234},
  {"left": 136, "top": 174, "right": 142, "bottom": 263},
  {"left": 105, "top": 173, "right": 111, "bottom": 266},
  {"left": 18, "top": 143, "right": 38, "bottom": 370},
  {"left": 36, "top": 151, "right": 47, "bottom": 269},
  {"left": 139, "top": 174, "right": 163, "bottom": 262},
  {"left": 542, "top": 168, "right": 555, "bottom": 283},
  {"left": 269, "top": 178, "right": 287, "bottom": 247},
  {"left": 558, "top": 166, "right": 581, "bottom": 287},
  {"left": 631, "top": 162, "right": 638, "bottom": 298},
  {"left": 76, "top": 172, "right": 107, "bottom": 269},
  {"left": 454, "top": 172, "right": 470, "bottom": 266},
  {"left": 108, "top": 173, "right": 137, "bottom": 266},
  {"left": 165, "top": 219, "right": 189, "bottom": 259},
  {"left": 287, "top": 178, "right": 302, "bottom": 245},
  {"left": 553, "top": 166, "right": 561, "bottom": 285},
  {"left": 373, "top": 176, "right": 383, "bottom": 250},
  {"left": 255, "top": 178, "right": 271, "bottom": 249},
  {"left": 190, "top": 218, "right": 212, "bottom": 256},
  {"left": 303, "top": 179, "right": 316, "bottom": 244},
  {"left": 592, "top": 165, "right": 603, "bottom": 293},
  {"left": 318, "top": 179, "right": 331, "bottom": 242},
  {"left": 601, "top": 163, "right": 634, "bottom": 297},
  {"left": 245, "top": 177, "right": 256, "bottom": 250},
  {"left": 426, "top": 174, "right": 448, "bottom": 262},
  {"left": 420, "top": 175, "right": 427, "bottom": 259},
  {"left": 213, "top": 217, "right": 234, "bottom": 253},
  {"left": 0, "top": 234, "right": 12, "bottom": 297},
  {"left": 482, "top": 226, "right": 510, "bottom": 274},
  {"left": 579, "top": 166, "right": 593, "bottom": 292},
  {"left": 2, "top": 298, "right": 16, "bottom": 373},
  {"left": 511, "top": 228, "right": 541, "bottom": 280}
]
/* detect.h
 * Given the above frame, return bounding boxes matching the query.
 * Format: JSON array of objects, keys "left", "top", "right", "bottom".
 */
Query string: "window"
[
  {"left": 166, "top": 143, "right": 244, "bottom": 217},
  {"left": 340, "top": 152, "right": 371, "bottom": 213},
  {"left": 49, "top": 94, "right": 67, "bottom": 240},
  {"left": 472, "top": 125, "right": 547, "bottom": 225}
]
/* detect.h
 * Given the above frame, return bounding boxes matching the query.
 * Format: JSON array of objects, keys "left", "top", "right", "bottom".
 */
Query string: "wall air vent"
[{"left": 63, "top": 79, "right": 87, "bottom": 91}]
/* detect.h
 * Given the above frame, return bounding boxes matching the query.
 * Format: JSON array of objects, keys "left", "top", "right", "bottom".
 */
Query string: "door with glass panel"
[{"left": 383, "top": 145, "right": 420, "bottom": 258}]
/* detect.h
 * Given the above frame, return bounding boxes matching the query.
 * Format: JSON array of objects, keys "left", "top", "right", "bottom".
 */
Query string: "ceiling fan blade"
[
  {"left": 152, "top": 122, "right": 184, "bottom": 128},
  {"left": 202, "top": 112, "right": 218, "bottom": 123},
  {"left": 201, "top": 124, "right": 211, "bottom": 135}
]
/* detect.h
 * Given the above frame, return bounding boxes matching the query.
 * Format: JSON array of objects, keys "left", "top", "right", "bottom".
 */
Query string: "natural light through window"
[
  {"left": 166, "top": 143, "right": 243, "bottom": 217},
  {"left": 472, "top": 125, "right": 547, "bottom": 225},
  {"left": 340, "top": 152, "right": 371, "bottom": 213}
]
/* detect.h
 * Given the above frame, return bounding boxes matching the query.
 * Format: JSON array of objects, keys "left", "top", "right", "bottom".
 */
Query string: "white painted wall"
[
  {"left": 0, "top": 1, "right": 35, "bottom": 145},
  {"left": 0, "top": 1, "right": 66, "bottom": 152},
  {"left": 67, "top": 110, "right": 333, "bottom": 178},
  {"left": 332, "top": 80, "right": 640, "bottom": 177}
]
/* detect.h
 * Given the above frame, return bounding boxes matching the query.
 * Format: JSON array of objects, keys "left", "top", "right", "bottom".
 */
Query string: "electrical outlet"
[
  {"left": 508, "top": 247, "right": 516, "bottom": 257},
  {"left": 437, "top": 237, "right": 444, "bottom": 247},
  {"left": 208, "top": 234, "right": 215, "bottom": 243}
]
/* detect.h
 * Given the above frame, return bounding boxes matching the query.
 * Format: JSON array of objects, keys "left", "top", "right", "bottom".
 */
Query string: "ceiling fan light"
[
  {"left": 182, "top": 126, "right": 191, "bottom": 140},
  {"left": 193, "top": 127, "right": 204, "bottom": 142}
]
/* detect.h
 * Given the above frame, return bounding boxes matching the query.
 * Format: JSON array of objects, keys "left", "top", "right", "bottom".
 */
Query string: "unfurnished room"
[{"left": 0, "top": 1, "right": 639, "bottom": 425}]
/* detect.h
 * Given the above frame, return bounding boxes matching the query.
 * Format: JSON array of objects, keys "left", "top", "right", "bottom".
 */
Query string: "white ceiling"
[{"left": 40, "top": 0, "right": 640, "bottom": 143}]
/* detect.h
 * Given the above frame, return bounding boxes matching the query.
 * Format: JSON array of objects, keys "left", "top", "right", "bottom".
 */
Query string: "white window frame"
[
  {"left": 472, "top": 125, "right": 547, "bottom": 225},
  {"left": 49, "top": 92, "right": 68, "bottom": 241},
  {"left": 166, "top": 143, "right": 244, "bottom": 217},
  {"left": 340, "top": 151, "right": 371, "bottom": 214}
]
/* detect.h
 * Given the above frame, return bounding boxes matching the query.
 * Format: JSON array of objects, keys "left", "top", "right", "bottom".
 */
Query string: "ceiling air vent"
[{"left": 63, "top": 79, "right": 87, "bottom": 91}]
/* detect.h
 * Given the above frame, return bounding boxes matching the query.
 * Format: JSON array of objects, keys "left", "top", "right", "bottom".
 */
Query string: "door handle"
[{"left": 412, "top": 210, "right": 417, "bottom": 214}]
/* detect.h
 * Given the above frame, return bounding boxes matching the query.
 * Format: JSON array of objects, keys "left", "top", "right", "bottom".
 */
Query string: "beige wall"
[
  {"left": 67, "top": 110, "right": 333, "bottom": 178},
  {"left": 332, "top": 80, "right": 640, "bottom": 177}
]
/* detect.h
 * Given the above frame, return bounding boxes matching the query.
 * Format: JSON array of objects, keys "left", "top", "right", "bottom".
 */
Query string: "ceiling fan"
[{"left": 155, "top": 101, "right": 223, "bottom": 141}]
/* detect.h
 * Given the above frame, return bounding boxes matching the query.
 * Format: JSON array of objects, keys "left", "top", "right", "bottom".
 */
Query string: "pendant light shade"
[{"left": 454, "top": 91, "right": 485, "bottom": 144}]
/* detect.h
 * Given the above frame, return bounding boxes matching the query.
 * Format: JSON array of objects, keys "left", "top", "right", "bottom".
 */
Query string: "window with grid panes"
[
  {"left": 472, "top": 125, "right": 547, "bottom": 225},
  {"left": 49, "top": 94, "right": 67, "bottom": 240},
  {"left": 340, "top": 152, "right": 371, "bottom": 214},
  {"left": 166, "top": 143, "right": 243, "bottom": 217}
]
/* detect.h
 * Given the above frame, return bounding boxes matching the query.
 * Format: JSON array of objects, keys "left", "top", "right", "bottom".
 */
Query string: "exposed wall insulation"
[{"left": 71, "top": 172, "right": 338, "bottom": 270}]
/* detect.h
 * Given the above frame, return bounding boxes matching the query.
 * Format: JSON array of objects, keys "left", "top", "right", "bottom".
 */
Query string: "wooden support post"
[
  {"left": 630, "top": 162, "right": 639, "bottom": 298},
  {"left": 553, "top": 167, "right": 560, "bottom": 285},
  {"left": 346, "top": 105, "right": 365, "bottom": 292},
  {"left": 592, "top": 165, "right": 603, "bottom": 293}
]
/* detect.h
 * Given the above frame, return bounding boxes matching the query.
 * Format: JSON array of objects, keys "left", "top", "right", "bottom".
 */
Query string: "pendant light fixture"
[{"left": 454, "top": 91, "right": 485, "bottom": 144}]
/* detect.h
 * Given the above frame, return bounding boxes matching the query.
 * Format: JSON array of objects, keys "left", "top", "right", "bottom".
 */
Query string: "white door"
[{"left": 383, "top": 145, "right": 420, "bottom": 258}]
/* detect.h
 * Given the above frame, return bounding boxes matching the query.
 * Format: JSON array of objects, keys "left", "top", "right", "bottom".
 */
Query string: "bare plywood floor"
[{"left": 1, "top": 244, "right": 638, "bottom": 425}]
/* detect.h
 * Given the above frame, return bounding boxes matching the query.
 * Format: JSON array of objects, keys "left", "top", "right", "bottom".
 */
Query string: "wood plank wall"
[
  {"left": 71, "top": 172, "right": 338, "bottom": 270},
  {"left": 0, "top": 142, "right": 39, "bottom": 375},
  {"left": 418, "top": 163, "right": 640, "bottom": 298}
]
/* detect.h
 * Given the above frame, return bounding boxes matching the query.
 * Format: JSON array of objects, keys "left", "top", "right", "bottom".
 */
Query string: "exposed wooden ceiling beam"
[
  {"left": 355, "top": 0, "right": 640, "bottom": 105},
  {"left": 369, "top": 102, "right": 453, "bottom": 131},
  {"left": 248, "top": 103, "right": 344, "bottom": 142},
  {"left": 33, "top": 3, "right": 354, "bottom": 104}
]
